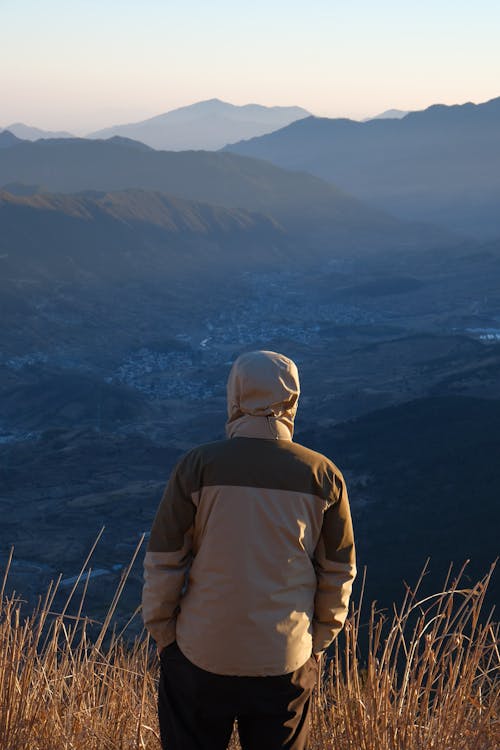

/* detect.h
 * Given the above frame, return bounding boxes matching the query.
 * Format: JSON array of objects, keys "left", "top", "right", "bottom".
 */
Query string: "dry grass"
[
  {"left": 1, "top": 541, "right": 498, "bottom": 750},
  {"left": 310, "top": 563, "right": 499, "bottom": 749}
]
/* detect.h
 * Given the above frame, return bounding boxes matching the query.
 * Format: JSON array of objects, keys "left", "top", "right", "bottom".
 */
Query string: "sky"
[{"left": 1, "top": 0, "right": 499, "bottom": 133}]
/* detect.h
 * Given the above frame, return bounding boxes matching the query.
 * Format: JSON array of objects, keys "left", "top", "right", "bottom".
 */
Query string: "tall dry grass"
[
  {"left": 0, "top": 541, "right": 498, "bottom": 749},
  {"left": 311, "top": 562, "right": 499, "bottom": 749}
]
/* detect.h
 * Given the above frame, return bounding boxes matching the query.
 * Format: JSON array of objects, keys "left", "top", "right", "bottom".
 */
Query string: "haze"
[{"left": 2, "top": 0, "right": 499, "bottom": 132}]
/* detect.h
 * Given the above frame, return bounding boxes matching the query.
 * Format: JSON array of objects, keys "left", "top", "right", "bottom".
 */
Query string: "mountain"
[
  {"left": 0, "top": 134, "right": 431, "bottom": 253},
  {"left": 0, "top": 188, "right": 288, "bottom": 287},
  {"left": 224, "top": 96, "right": 500, "bottom": 238},
  {"left": 365, "top": 108, "right": 408, "bottom": 120},
  {"left": 87, "top": 98, "right": 311, "bottom": 150},
  {"left": 0, "top": 130, "right": 24, "bottom": 148},
  {"left": 3, "top": 123, "right": 75, "bottom": 140}
]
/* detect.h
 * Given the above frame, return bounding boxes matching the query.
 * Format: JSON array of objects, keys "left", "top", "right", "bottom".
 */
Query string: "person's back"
[{"left": 142, "top": 350, "right": 356, "bottom": 749}]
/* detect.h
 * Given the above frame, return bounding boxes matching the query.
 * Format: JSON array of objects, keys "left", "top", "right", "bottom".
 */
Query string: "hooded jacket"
[{"left": 142, "top": 350, "right": 356, "bottom": 676}]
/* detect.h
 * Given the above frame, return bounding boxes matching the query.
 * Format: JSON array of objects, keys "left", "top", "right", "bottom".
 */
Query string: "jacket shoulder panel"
[{"left": 179, "top": 437, "right": 343, "bottom": 505}]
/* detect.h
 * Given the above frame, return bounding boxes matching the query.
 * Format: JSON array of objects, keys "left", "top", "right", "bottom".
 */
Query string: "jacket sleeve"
[
  {"left": 142, "top": 455, "right": 197, "bottom": 650},
  {"left": 312, "top": 473, "right": 356, "bottom": 653}
]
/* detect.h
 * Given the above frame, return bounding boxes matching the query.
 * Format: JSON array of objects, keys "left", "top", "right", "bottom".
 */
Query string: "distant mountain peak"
[
  {"left": 196, "top": 97, "right": 225, "bottom": 105},
  {"left": 86, "top": 99, "right": 312, "bottom": 151},
  {"left": 5, "top": 122, "right": 75, "bottom": 140},
  {"left": 365, "top": 108, "right": 409, "bottom": 121}
]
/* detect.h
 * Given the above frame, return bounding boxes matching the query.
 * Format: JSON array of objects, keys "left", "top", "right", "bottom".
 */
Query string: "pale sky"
[{"left": 1, "top": 0, "right": 499, "bottom": 133}]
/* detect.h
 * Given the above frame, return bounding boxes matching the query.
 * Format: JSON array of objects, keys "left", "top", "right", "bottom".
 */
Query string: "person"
[{"left": 142, "top": 350, "right": 356, "bottom": 750}]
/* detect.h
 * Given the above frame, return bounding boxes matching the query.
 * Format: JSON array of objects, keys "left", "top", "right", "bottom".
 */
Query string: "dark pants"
[{"left": 158, "top": 642, "right": 318, "bottom": 750}]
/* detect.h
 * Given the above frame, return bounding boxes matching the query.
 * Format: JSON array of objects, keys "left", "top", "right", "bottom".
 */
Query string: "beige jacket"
[{"left": 142, "top": 350, "right": 356, "bottom": 676}]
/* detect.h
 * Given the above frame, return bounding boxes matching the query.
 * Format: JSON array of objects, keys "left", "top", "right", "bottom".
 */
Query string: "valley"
[{"left": 1, "top": 238, "right": 499, "bottom": 631}]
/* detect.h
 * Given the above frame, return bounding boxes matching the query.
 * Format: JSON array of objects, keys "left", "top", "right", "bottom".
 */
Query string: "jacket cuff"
[{"left": 312, "top": 621, "right": 341, "bottom": 653}]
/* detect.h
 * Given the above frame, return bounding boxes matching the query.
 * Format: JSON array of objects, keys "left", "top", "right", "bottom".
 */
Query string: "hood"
[{"left": 226, "top": 350, "right": 300, "bottom": 440}]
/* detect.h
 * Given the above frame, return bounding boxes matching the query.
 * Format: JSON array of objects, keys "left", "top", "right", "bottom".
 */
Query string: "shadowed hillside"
[
  {"left": 0, "top": 188, "right": 288, "bottom": 281},
  {"left": 300, "top": 396, "right": 500, "bottom": 609}
]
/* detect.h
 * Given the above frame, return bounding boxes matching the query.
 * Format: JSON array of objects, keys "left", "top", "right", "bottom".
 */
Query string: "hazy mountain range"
[
  {"left": 2, "top": 99, "right": 411, "bottom": 151},
  {"left": 87, "top": 98, "right": 311, "bottom": 150},
  {"left": 1, "top": 123, "right": 75, "bottom": 140},
  {"left": 1, "top": 99, "right": 310, "bottom": 150},
  {"left": 0, "top": 133, "right": 445, "bottom": 252},
  {"left": 225, "top": 95, "right": 500, "bottom": 237}
]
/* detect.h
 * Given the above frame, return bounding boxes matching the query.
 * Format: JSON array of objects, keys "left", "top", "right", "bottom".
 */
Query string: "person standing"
[{"left": 142, "top": 350, "right": 356, "bottom": 749}]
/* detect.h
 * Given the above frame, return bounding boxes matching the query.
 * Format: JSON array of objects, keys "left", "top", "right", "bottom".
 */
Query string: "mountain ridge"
[
  {"left": 365, "top": 108, "right": 408, "bottom": 120},
  {"left": 2, "top": 123, "right": 75, "bottom": 140},
  {"left": 0, "top": 187, "right": 285, "bottom": 236},
  {"left": 0, "top": 187, "right": 291, "bottom": 290},
  {"left": 87, "top": 98, "right": 311, "bottom": 150},
  {"left": 224, "top": 95, "right": 500, "bottom": 237},
  {"left": 0, "top": 135, "right": 434, "bottom": 253}
]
